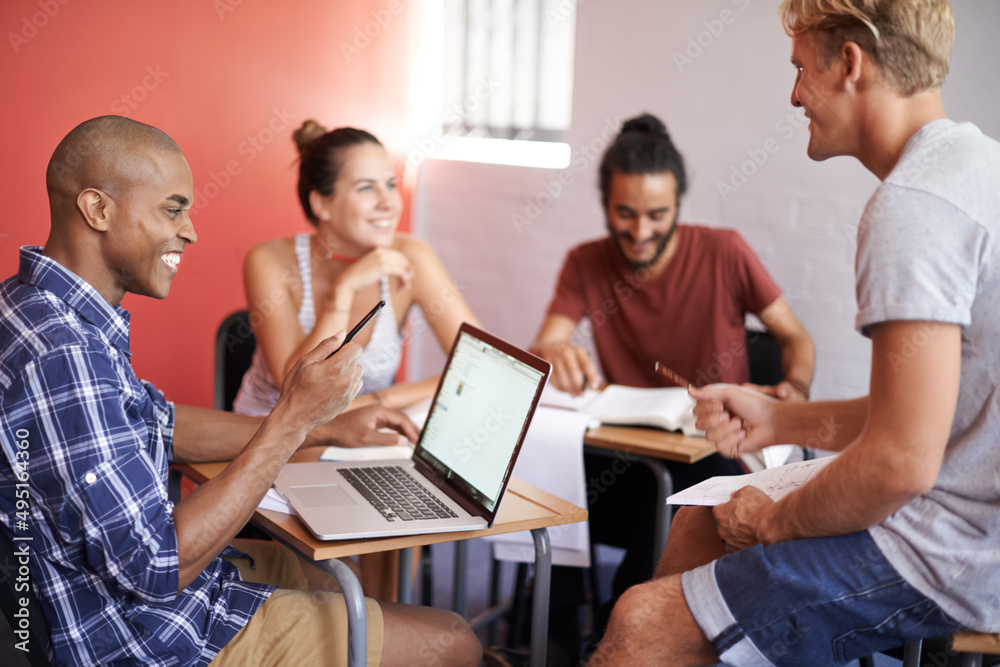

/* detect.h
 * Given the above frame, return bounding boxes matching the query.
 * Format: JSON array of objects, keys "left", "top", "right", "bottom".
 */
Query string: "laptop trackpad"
[{"left": 290, "top": 485, "right": 357, "bottom": 508}]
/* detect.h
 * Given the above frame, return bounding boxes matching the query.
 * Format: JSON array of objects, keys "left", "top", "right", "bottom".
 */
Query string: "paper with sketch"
[
  {"left": 486, "top": 406, "right": 596, "bottom": 567},
  {"left": 666, "top": 455, "right": 835, "bottom": 506}
]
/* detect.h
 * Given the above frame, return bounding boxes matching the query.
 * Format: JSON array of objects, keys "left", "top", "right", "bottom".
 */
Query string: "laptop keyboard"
[{"left": 339, "top": 466, "right": 459, "bottom": 523}]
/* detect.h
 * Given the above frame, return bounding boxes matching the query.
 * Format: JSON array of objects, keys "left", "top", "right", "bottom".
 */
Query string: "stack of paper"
[
  {"left": 485, "top": 405, "right": 596, "bottom": 567},
  {"left": 541, "top": 383, "right": 701, "bottom": 436}
]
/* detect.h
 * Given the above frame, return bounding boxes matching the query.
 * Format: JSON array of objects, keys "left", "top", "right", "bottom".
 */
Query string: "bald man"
[{"left": 0, "top": 116, "right": 481, "bottom": 667}]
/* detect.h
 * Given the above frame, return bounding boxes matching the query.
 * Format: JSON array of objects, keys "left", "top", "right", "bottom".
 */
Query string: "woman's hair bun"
[
  {"left": 293, "top": 119, "right": 329, "bottom": 152},
  {"left": 620, "top": 113, "right": 668, "bottom": 138}
]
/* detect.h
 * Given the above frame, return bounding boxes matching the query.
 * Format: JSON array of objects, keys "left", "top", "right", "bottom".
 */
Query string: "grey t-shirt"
[{"left": 857, "top": 119, "right": 1000, "bottom": 631}]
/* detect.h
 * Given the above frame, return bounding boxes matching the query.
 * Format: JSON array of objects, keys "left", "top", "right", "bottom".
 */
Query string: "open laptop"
[{"left": 273, "top": 322, "right": 551, "bottom": 540}]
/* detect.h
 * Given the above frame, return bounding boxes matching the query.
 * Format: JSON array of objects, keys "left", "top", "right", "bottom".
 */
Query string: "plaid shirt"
[{"left": 0, "top": 247, "right": 272, "bottom": 666}]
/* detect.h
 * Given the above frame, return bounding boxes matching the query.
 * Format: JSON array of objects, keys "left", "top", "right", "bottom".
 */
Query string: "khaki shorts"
[{"left": 210, "top": 539, "right": 385, "bottom": 666}]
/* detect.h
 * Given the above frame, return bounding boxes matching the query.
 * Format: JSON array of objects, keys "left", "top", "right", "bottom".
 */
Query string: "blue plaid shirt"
[{"left": 0, "top": 247, "right": 272, "bottom": 666}]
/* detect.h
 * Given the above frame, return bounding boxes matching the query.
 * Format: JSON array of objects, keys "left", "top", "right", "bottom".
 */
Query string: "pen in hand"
[
  {"left": 325, "top": 300, "right": 386, "bottom": 359},
  {"left": 654, "top": 361, "right": 693, "bottom": 389}
]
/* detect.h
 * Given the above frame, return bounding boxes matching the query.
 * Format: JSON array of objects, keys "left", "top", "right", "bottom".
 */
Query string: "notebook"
[{"left": 272, "top": 322, "right": 551, "bottom": 540}]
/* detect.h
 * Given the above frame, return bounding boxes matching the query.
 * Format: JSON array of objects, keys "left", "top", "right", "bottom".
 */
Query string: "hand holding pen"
[
  {"left": 531, "top": 341, "right": 601, "bottom": 396},
  {"left": 325, "top": 300, "right": 385, "bottom": 359},
  {"left": 654, "top": 361, "right": 693, "bottom": 390}
]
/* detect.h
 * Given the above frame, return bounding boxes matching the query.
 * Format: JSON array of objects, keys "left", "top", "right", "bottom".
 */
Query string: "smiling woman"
[{"left": 231, "top": 120, "right": 479, "bottom": 419}]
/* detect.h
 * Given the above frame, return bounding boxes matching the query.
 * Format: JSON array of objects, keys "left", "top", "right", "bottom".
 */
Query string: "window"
[{"left": 408, "top": 0, "right": 577, "bottom": 169}]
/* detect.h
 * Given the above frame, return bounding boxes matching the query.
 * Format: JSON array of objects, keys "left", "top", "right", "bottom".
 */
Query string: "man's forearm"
[
  {"left": 172, "top": 409, "right": 308, "bottom": 591},
  {"left": 774, "top": 396, "right": 868, "bottom": 452},
  {"left": 779, "top": 334, "right": 816, "bottom": 397},
  {"left": 760, "top": 434, "right": 922, "bottom": 543},
  {"left": 172, "top": 405, "right": 264, "bottom": 463}
]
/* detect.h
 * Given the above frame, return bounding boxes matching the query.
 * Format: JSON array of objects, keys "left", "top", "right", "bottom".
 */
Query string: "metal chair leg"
[
  {"left": 961, "top": 653, "right": 984, "bottom": 667},
  {"left": 901, "top": 639, "right": 923, "bottom": 667}
]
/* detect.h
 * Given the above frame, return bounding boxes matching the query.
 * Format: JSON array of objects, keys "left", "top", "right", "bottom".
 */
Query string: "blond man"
[{"left": 591, "top": 2, "right": 1000, "bottom": 665}]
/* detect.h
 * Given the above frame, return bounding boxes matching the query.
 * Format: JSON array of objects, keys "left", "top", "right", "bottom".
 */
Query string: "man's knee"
[
  {"left": 597, "top": 575, "right": 713, "bottom": 663},
  {"left": 602, "top": 580, "right": 663, "bottom": 648},
  {"left": 384, "top": 605, "right": 482, "bottom": 666},
  {"left": 671, "top": 506, "right": 717, "bottom": 535},
  {"left": 436, "top": 610, "right": 481, "bottom": 666}
]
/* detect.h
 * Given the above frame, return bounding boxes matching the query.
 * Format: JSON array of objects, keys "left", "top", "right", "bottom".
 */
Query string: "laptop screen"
[{"left": 415, "top": 328, "right": 547, "bottom": 513}]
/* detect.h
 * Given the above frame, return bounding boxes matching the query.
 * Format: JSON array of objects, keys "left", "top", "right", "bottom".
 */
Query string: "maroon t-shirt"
[{"left": 547, "top": 225, "right": 782, "bottom": 388}]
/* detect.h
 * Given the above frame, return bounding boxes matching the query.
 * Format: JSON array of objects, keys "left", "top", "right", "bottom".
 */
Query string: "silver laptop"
[{"left": 273, "top": 323, "right": 551, "bottom": 540}]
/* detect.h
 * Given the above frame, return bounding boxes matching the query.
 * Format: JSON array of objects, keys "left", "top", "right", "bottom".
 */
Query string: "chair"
[
  {"left": 215, "top": 310, "right": 256, "bottom": 412},
  {"left": 745, "top": 328, "right": 784, "bottom": 386},
  {"left": 859, "top": 635, "right": 1000, "bottom": 667},
  {"left": 743, "top": 328, "right": 814, "bottom": 468},
  {"left": 0, "top": 528, "right": 53, "bottom": 667},
  {"left": 950, "top": 632, "right": 1000, "bottom": 666}
]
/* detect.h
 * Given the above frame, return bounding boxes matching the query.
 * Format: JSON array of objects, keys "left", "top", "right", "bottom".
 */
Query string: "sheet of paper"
[
  {"left": 486, "top": 406, "right": 596, "bottom": 567},
  {"left": 539, "top": 382, "right": 601, "bottom": 411},
  {"left": 666, "top": 455, "right": 835, "bottom": 506},
  {"left": 258, "top": 487, "right": 296, "bottom": 515},
  {"left": 403, "top": 396, "right": 433, "bottom": 431},
  {"left": 584, "top": 385, "right": 693, "bottom": 417}
]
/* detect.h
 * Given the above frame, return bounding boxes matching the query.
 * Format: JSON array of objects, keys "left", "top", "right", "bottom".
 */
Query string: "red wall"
[{"left": 0, "top": 0, "right": 414, "bottom": 407}]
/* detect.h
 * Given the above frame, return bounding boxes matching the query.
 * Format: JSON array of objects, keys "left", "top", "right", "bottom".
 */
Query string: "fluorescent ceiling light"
[{"left": 431, "top": 136, "right": 571, "bottom": 169}]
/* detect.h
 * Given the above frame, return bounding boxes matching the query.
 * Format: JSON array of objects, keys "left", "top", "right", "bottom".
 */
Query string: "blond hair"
[{"left": 779, "top": 0, "right": 955, "bottom": 95}]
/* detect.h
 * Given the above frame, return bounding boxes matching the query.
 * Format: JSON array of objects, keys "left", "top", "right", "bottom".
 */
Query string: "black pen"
[{"left": 326, "top": 300, "right": 385, "bottom": 359}]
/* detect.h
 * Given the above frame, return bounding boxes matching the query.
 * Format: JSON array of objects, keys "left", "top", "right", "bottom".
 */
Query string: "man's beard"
[{"left": 607, "top": 220, "right": 678, "bottom": 271}]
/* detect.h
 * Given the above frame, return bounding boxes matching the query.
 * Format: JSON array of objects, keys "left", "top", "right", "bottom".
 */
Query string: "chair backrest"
[
  {"left": 745, "top": 328, "right": 784, "bottom": 386},
  {"left": 0, "top": 527, "right": 53, "bottom": 666},
  {"left": 215, "top": 310, "right": 256, "bottom": 411}
]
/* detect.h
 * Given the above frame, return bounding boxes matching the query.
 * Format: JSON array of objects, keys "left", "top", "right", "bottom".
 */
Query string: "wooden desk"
[
  {"left": 583, "top": 426, "right": 716, "bottom": 558},
  {"left": 174, "top": 451, "right": 586, "bottom": 667},
  {"left": 584, "top": 425, "right": 716, "bottom": 463}
]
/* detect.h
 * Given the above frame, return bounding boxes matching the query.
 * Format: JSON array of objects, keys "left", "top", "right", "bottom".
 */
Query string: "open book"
[
  {"left": 541, "top": 383, "right": 701, "bottom": 436},
  {"left": 666, "top": 455, "right": 834, "bottom": 506}
]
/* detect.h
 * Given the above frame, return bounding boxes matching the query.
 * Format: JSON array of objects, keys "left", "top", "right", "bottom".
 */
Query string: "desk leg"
[
  {"left": 453, "top": 540, "right": 468, "bottom": 616},
  {"left": 583, "top": 448, "right": 674, "bottom": 566},
  {"left": 636, "top": 456, "right": 673, "bottom": 558},
  {"left": 529, "top": 528, "right": 551, "bottom": 667},
  {"left": 397, "top": 548, "right": 413, "bottom": 605},
  {"left": 315, "top": 558, "right": 368, "bottom": 667}
]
